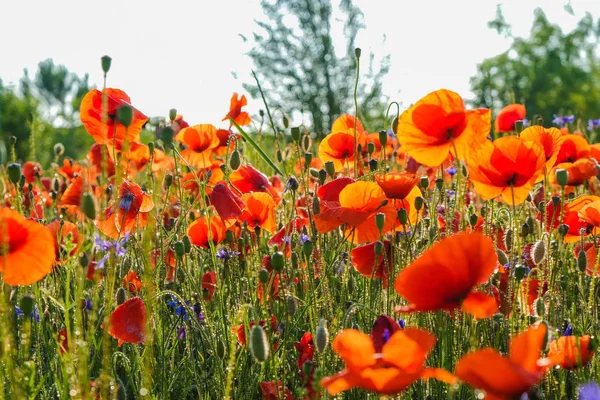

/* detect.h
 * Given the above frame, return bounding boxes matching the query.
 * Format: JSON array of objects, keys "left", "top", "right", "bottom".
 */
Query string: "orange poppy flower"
[
  {"left": 397, "top": 89, "right": 491, "bottom": 167},
  {"left": 95, "top": 181, "right": 154, "bottom": 238},
  {"left": 318, "top": 129, "right": 364, "bottom": 173},
  {"left": 22, "top": 161, "right": 42, "bottom": 184},
  {"left": 57, "top": 159, "right": 82, "bottom": 181},
  {"left": 332, "top": 114, "right": 367, "bottom": 137},
  {"left": 313, "top": 177, "right": 354, "bottom": 233},
  {"left": 187, "top": 215, "right": 227, "bottom": 249},
  {"left": 552, "top": 158, "right": 598, "bottom": 187},
  {"left": 175, "top": 124, "right": 220, "bottom": 169},
  {"left": 268, "top": 217, "right": 308, "bottom": 253},
  {"left": 374, "top": 172, "right": 419, "bottom": 200},
  {"left": 455, "top": 324, "right": 547, "bottom": 400},
  {"left": 87, "top": 143, "right": 116, "bottom": 178},
  {"left": 181, "top": 163, "right": 224, "bottom": 198},
  {"left": 520, "top": 126, "right": 563, "bottom": 179},
  {"left": 367, "top": 131, "right": 395, "bottom": 157},
  {"left": 578, "top": 199, "right": 600, "bottom": 228},
  {"left": 555, "top": 134, "right": 591, "bottom": 165},
  {"left": 46, "top": 220, "right": 81, "bottom": 264},
  {"left": 201, "top": 271, "right": 217, "bottom": 301},
  {"left": 239, "top": 192, "right": 277, "bottom": 233},
  {"left": 394, "top": 232, "right": 498, "bottom": 318},
  {"left": 223, "top": 93, "right": 251, "bottom": 126},
  {"left": 215, "top": 128, "right": 238, "bottom": 156},
  {"left": 351, "top": 240, "right": 392, "bottom": 288},
  {"left": 209, "top": 181, "right": 244, "bottom": 221},
  {"left": 80, "top": 88, "right": 148, "bottom": 145},
  {"left": 539, "top": 335, "right": 594, "bottom": 370},
  {"left": 591, "top": 143, "right": 600, "bottom": 162},
  {"left": 123, "top": 270, "right": 142, "bottom": 293},
  {"left": 58, "top": 176, "right": 84, "bottom": 217},
  {"left": 321, "top": 327, "right": 456, "bottom": 395},
  {"left": 495, "top": 104, "right": 526, "bottom": 133},
  {"left": 467, "top": 137, "right": 545, "bottom": 205},
  {"left": 555, "top": 195, "right": 599, "bottom": 243},
  {"left": 0, "top": 207, "right": 55, "bottom": 286},
  {"left": 108, "top": 297, "right": 146, "bottom": 347},
  {"left": 230, "top": 165, "right": 281, "bottom": 203}
]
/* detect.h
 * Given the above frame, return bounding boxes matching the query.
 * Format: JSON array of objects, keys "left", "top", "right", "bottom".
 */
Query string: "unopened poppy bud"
[
  {"left": 9, "top": 136, "right": 17, "bottom": 146},
  {"left": 271, "top": 251, "right": 284, "bottom": 272},
  {"left": 369, "top": 159, "right": 378, "bottom": 172},
  {"left": 414, "top": 196, "right": 424, "bottom": 211},
  {"left": 52, "top": 177, "right": 60, "bottom": 192},
  {"left": 182, "top": 235, "right": 192, "bottom": 253},
  {"left": 497, "top": 249, "right": 509, "bottom": 266},
  {"left": 531, "top": 241, "right": 546, "bottom": 265},
  {"left": 81, "top": 192, "right": 96, "bottom": 220},
  {"left": 259, "top": 109, "right": 265, "bottom": 118},
  {"left": 302, "top": 240, "right": 313, "bottom": 258},
  {"left": 558, "top": 224, "right": 569, "bottom": 237},
  {"left": 291, "top": 127, "right": 301, "bottom": 142},
  {"left": 354, "top": 47, "right": 361, "bottom": 59},
  {"left": 216, "top": 339, "right": 226, "bottom": 359},
  {"left": 397, "top": 208, "right": 408, "bottom": 225},
  {"left": 7, "top": 163, "right": 21, "bottom": 185},
  {"left": 259, "top": 268, "right": 269, "bottom": 284},
  {"left": 304, "top": 152, "right": 312, "bottom": 169},
  {"left": 148, "top": 141, "right": 155, "bottom": 154},
  {"left": 225, "top": 230, "right": 235, "bottom": 243},
  {"left": 309, "top": 168, "right": 319, "bottom": 178},
  {"left": 250, "top": 325, "right": 269, "bottom": 363},
  {"left": 578, "top": 250, "right": 587, "bottom": 272},
  {"left": 375, "top": 212, "right": 385, "bottom": 232},
  {"left": 435, "top": 178, "right": 443, "bottom": 191},
  {"left": 555, "top": 168, "right": 569, "bottom": 186},
  {"left": 161, "top": 127, "right": 174, "bottom": 149},
  {"left": 419, "top": 176, "right": 429, "bottom": 190},
  {"left": 514, "top": 265, "right": 528, "bottom": 280},
  {"left": 392, "top": 117, "right": 398, "bottom": 134},
  {"left": 316, "top": 319, "right": 329, "bottom": 353},
  {"left": 162, "top": 174, "right": 173, "bottom": 191},
  {"left": 116, "top": 105, "right": 133, "bottom": 128},
  {"left": 285, "top": 176, "right": 299, "bottom": 192},
  {"left": 169, "top": 108, "right": 177, "bottom": 122},
  {"left": 174, "top": 241, "right": 185, "bottom": 257},
  {"left": 469, "top": 214, "right": 478, "bottom": 227},
  {"left": 276, "top": 149, "right": 283, "bottom": 163},
  {"left": 374, "top": 240, "right": 384, "bottom": 255},
  {"left": 367, "top": 142, "right": 375, "bottom": 155},
  {"left": 20, "top": 295, "right": 35, "bottom": 316},
  {"left": 312, "top": 197, "right": 320, "bottom": 215},
  {"left": 357, "top": 143, "right": 362, "bottom": 154},
  {"left": 116, "top": 288, "right": 126, "bottom": 305},
  {"left": 286, "top": 295, "right": 297, "bottom": 316},
  {"left": 378, "top": 130, "right": 388, "bottom": 147},
  {"left": 302, "top": 360, "right": 313, "bottom": 377},
  {"left": 282, "top": 115, "right": 289, "bottom": 129},
  {"left": 551, "top": 196, "right": 561, "bottom": 208},
  {"left": 53, "top": 143, "right": 65, "bottom": 157},
  {"left": 291, "top": 251, "right": 299, "bottom": 269},
  {"left": 535, "top": 297, "right": 545, "bottom": 317},
  {"left": 318, "top": 169, "right": 327, "bottom": 185},
  {"left": 504, "top": 229, "right": 513, "bottom": 252},
  {"left": 521, "top": 223, "right": 530, "bottom": 237},
  {"left": 229, "top": 150, "right": 241, "bottom": 171},
  {"left": 79, "top": 252, "right": 89, "bottom": 268},
  {"left": 101, "top": 55, "right": 112, "bottom": 74},
  {"left": 325, "top": 161, "right": 335, "bottom": 178}
]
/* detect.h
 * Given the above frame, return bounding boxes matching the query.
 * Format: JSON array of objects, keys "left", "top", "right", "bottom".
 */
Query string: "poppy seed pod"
[
  {"left": 514, "top": 265, "right": 529, "bottom": 281},
  {"left": 229, "top": 150, "right": 241, "bottom": 171},
  {"left": 249, "top": 325, "right": 269, "bottom": 363},
  {"left": 116, "top": 105, "right": 134, "bottom": 128},
  {"left": 369, "top": 159, "right": 378, "bottom": 172},
  {"left": 375, "top": 213, "right": 385, "bottom": 232},
  {"left": 497, "top": 249, "right": 509, "bottom": 266},
  {"left": 551, "top": 196, "right": 561, "bottom": 208},
  {"left": 161, "top": 127, "right": 174, "bottom": 149},
  {"left": 397, "top": 208, "right": 408, "bottom": 226},
  {"left": 469, "top": 214, "right": 478, "bottom": 227},
  {"left": 271, "top": 251, "right": 284, "bottom": 272},
  {"left": 414, "top": 196, "right": 424, "bottom": 212},
  {"left": 354, "top": 47, "right": 361, "bottom": 59},
  {"left": 291, "top": 127, "right": 301, "bottom": 142},
  {"left": 182, "top": 235, "right": 192, "bottom": 254},
  {"left": 531, "top": 241, "right": 546, "bottom": 265},
  {"left": 435, "top": 178, "right": 443, "bottom": 191},
  {"left": 163, "top": 174, "right": 173, "bottom": 190},
  {"left": 285, "top": 176, "right": 299, "bottom": 192},
  {"left": 558, "top": 224, "right": 569, "bottom": 238},
  {"left": 316, "top": 319, "right": 329, "bottom": 353},
  {"left": 259, "top": 268, "right": 269, "bottom": 284},
  {"left": 79, "top": 252, "right": 89, "bottom": 268},
  {"left": 116, "top": 288, "right": 126, "bottom": 305},
  {"left": 302, "top": 240, "right": 313, "bottom": 258},
  {"left": 378, "top": 130, "right": 388, "bottom": 147},
  {"left": 318, "top": 169, "right": 327, "bottom": 185},
  {"left": 325, "top": 161, "right": 336, "bottom": 178},
  {"left": 174, "top": 241, "right": 185, "bottom": 257},
  {"left": 286, "top": 295, "right": 297, "bottom": 317},
  {"left": 7, "top": 163, "right": 21, "bottom": 185},
  {"left": 367, "top": 142, "right": 375, "bottom": 155},
  {"left": 81, "top": 192, "right": 96, "bottom": 220},
  {"left": 20, "top": 295, "right": 35, "bottom": 316},
  {"left": 304, "top": 152, "right": 313, "bottom": 169},
  {"left": 555, "top": 169, "right": 569, "bottom": 187},
  {"left": 101, "top": 55, "right": 112, "bottom": 74},
  {"left": 312, "top": 197, "right": 320, "bottom": 215},
  {"left": 419, "top": 176, "right": 429, "bottom": 190},
  {"left": 282, "top": 115, "right": 289, "bottom": 129},
  {"left": 578, "top": 250, "right": 587, "bottom": 272}
]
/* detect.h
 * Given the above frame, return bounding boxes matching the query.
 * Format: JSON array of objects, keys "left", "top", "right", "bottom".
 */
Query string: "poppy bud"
[
  {"left": 79, "top": 252, "right": 89, "bottom": 268},
  {"left": 302, "top": 240, "right": 313, "bottom": 258},
  {"left": 374, "top": 241, "right": 384, "bottom": 256},
  {"left": 309, "top": 168, "right": 319, "bottom": 178},
  {"left": 216, "top": 339, "right": 226, "bottom": 359},
  {"left": 531, "top": 241, "right": 546, "bottom": 265},
  {"left": 318, "top": 169, "right": 327, "bottom": 185},
  {"left": 369, "top": 159, "right": 378, "bottom": 172},
  {"left": 392, "top": 117, "right": 398, "bottom": 134},
  {"left": 469, "top": 214, "right": 478, "bottom": 227},
  {"left": 435, "top": 178, "right": 444, "bottom": 191},
  {"left": 163, "top": 174, "right": 173, "bottom": 190},
  {"left": 304, "top": 152, "right": 312, "bottom": 169},
  {"left": 375, "top": 213, "right": 385, "bottom": 232},
  {"left": 480, "top": 206, "right": 487, "bottom": 217},
  {"left": 291, "top": 127, "right": 301, "bottom": 142},
  {"left": 225, "top": 230, "right": 235, "bottom": 243},
  {"left": 558, "top": 224, "right": 569, "bottom": 238},
  {"left": 521, "top": 223, "right": 530, "bottom": 238},
  {"left": 357, "top": 143, "right": 362, "bottom": 154},
  {"left": 276, "top": 149, "right": 283, "bottom": 163},
  {"left": 325, "top": 161, "right": 336, "bottom": 178},
  {"left": 52, "top": 177, "right": 60, "bottom": 192},
  {"left": 169, "top": 108, "right": 177, "bottom": 122},
  {"left": 7, "top": 163, "right": 21, "bottom": 185},
  {"left": 420, "top": 176, "right": 429, "bottom": 190},
  {"left": 302, "top": 360, "right": 313, "bottom": 378},
  {"left": 354, "top": 47, "right": 361, "bottom": 59},
  {"left": 315, "top": 319, "right": 329, "bottom": 353},
  {"left": 378, "top": 130, "right": 388, "bottom": 147},
  {"left": 291, "top": 251, "right": 300, "bottom": 270},
  {"left": 397, "top": 208, "right": 408, "bottom": 226},
  {"left": 514, "top": 265, "right": 528, "bottom": 280},
  {"left": 161, "top": 127, "right": 174, "bottom": 149},
  {"left": 81, "top": 192, "right": 96, "bottom": 220},
  {"left": 259, "top": 268, "right": 269, "bottom": 284},
  {"left": 555, "top": 168, "right": 569, "bottom": 187},
  {"left": 285, "top": 176, "right": 299, "bottom": 192},
  {"left": 578, "top": 250, "right": 587, "bottom": 272},
  {"left": 53, "top": 143, "right": 65, "bottom": 157},
  {"left": 497, "top": 249, "right": 509, "bottom": 266},
  {"left": 414, "top": 196, "right": 424, "bottom": 212},
  {"left": 259, "top": 110, "right": 265, "bottom": 118},
  {"left": 229, "top": 150, "right": 241, "bottom": 171},
  {"left": 271, "top": 251, "right": 284, "bottom": 272},
  {"left": 174, "top": 241, "right": 185, "bottom": 257},
  {"left": 182, "top": 235, "right": 192, "bottom": 254},
  {"left": 116, "top": 288, "right": 126, "bottom": 305},
  {"left": 312, "top": 197, "right": 320, "bottom": 215},
  {"left": 20, "top": 295, "right": 35, "bottom": 316},
  {"left": 282, "top": 115, "right": 289, "bottom": 129},
  {"left": 347, "top": 273, "right": 355, "bottom": 294},
  {"left": 535, "top": 297, "right": 545, "bottom": 317},
  {"left": 504, "top": 229, "right": 513, "bottom": 252},
  {"left": 250, "top": 325, "right": 269, "bottom": 363},
  {"left": 116, "top": 105, "right": 133, "bottom": 128},
  {"left": 367, "top": 142, "right": 375, "bottom": 155},
  {"left": 101, "top": 55, "right": 112, "bottom": 74}
]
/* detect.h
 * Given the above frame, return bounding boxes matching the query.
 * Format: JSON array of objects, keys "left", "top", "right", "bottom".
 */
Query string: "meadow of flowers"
[{"left": 2, "top": 54, "right": 600, "bottom": 399}]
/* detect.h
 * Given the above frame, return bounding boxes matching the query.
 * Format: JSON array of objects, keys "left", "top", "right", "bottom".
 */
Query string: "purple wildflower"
[
  {"left": 580, "top": 382, "right": 600, "bottom": 400},
  {"left": 520, "top": 118, "right": 529, "bottom": 127},
  {"left": 588, "top": 119, "right": 600, "bottom": 131},
  {"left": 397, "top": 319, "right": 406, "bottom": 329},
  {"left": 94, "top": 233, "right": 129, "bottom": 269},
  {"left": 563, "top": 323, "right": 573, "bottom": 336},
  {"left": 553, "top": 114, "right": 575, "bottom": 127},
  {"left": 445, "top": 166, "right": 457, "bottom": 176},
  {"left": 299, "top": 233, "right": 310, "bottom": 245},
  {"left": 215, "top": 247, "right": 239, "bottom": 261}
]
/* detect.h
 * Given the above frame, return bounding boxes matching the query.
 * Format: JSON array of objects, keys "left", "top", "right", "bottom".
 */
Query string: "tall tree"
[
  {"left": 470, "top": 7, "right": 600, "bottom": 126},
  {"left": 245, "top": 0, "right": 389, "bottom": 136}
]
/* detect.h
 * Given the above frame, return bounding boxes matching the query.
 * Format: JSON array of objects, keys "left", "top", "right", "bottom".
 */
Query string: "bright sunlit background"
[{"left": 1, "top": 0, "right": 599, "bottom": 126}]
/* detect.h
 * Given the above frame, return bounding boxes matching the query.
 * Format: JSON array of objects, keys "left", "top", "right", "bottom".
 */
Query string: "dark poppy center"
[{"left": 0, "top": 221, "right": 29, "bottom": 256}]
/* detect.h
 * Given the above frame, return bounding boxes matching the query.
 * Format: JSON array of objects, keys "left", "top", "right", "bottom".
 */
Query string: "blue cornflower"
[
  {"left": 520, "top": 118, "right": 529, "bottom": 127},
  {"left": 177, "top": 326, "right": 186, "bottom": 340},
  {"left": 215, "top": 247, "right": 239, "bottom": 261},
  {"left": 95, "top": 233, "right": 130, "bottom": 269},
  {"left": 299, "top": 233, "right": 310, "bottom": 245},
  {"left": 588, "top": 119, "right": 600, "bottom": 131},
  {"left": 563, "top": 323, "right": 573, "bottom": 336},
  {"left": 382, "top": 328, "right": 391, "bottom": 344},
  {"left": 445, "top": 166, "right": 457, "bottom": 176},
  {"left": 580, "top": 382, "right": 600, "bottom": 400},
  {"left": 167, "top": 295, "right": 191, "bottom": 322},
  {"left": 553, "top": 114, "right": 575, "bottom": 127},
  {"left": 397, "top": 319, "right": 406, "bottom": 329},
  {"left": 446, "top": 190, "right": 455, "bottom": 198},
  {"left": 283, "top": 235, "right": 291, "bottom": 245}
]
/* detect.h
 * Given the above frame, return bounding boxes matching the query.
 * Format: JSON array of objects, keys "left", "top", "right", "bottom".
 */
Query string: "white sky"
[{"left": 1, "top": 0, "right": 599, "bottom": 129}]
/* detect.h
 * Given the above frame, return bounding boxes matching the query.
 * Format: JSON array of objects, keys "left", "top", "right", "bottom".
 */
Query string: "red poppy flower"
[
  {"left": 175, "top": 124, "right": 220, "bottom": 169},
  {"left": 520, "top": 126, "right": 563, "bottom": 178},
  {"left": 455, "top": 324, "right": 547, "bottom": 399},
  {"left": 201, "top": 271, "right": 217, "bottom": 301},
  {"left": 397, "top": 89, "right": 491, "bottom": 167},
  {"left": 123, "top": 270, "right": 142, "bottom": 294},
  {"left": 259, "top": 381, "right": 294, "bottom": 400},
  {"left": 80, "top": 89, "right": 148, "bottom": 145},
  {"left": 321, "top": 327, "right": 456, "bottom": 395},
  {"left": 58, "top": 328, "right": 69, "bottom": 356},
  {"left": 555, "top": 134, "right": 591, "bottom": 165},
  {"left": 108, "top": 297, "right": 146, "bottom": 347},
  {"left": 0, "top": 207, "right": 55, "bottom": 286},
  {"left": 374, "top": 172, "right": 419, "bottom": 200},
  {"left": 187, "top": 215, "right": 227, "bottom": 249},
  {"left": 574, "top": 241, "right": 600, "bottom": 276},
  {"left": 495, "top": 104, "right": 526, "bottom": 133},
  {"left": 467, "top": 137, "right": 545, "bottom": 205},
  {"left": 57, "top": 159, "right": 82, "bottom": 181},
  {"left": 239, "top": 192, "right": 277, "bottom": 233},
  {"left": 539, "top": 335, "right": 594, "bottom": 370},
  {"left": 394, "top": 232, "right": 498, "bottom": 318},
  {"left": 233, "top": 316, "right": 277, "bottom": 347},
  {"left": 22, "top": 161, "right": 42, "bottom": 184},
  {"left": 318, "top": 130, "right": 365, "bottom": 173},
  {"left": 551, "top": 158, "right": 598, "bottom": 186},
  {"left": 209, "top": 181, "right": 245, "bottom": 221},
  {"left": 87, "top": 143, "right": 116, "bottom": 178},
  {"left": 351, "top": 240, "right": 392, "bottom": 288},
  {"left": 46, "top": 220, "right": 81, "bottom": 264},
  {"left": 370, "top": 315, "right": 402, "bottom": 353},
  {"left": 268, "top": 217, "right": 308, "bottom": 250},
  {"left": 230, "top": 165, "right": 281, "bottom": 203},
  {"left": 313, "top": 177, "right": 354, "bottom": 234},
  {"left": 223, "top": 93, "right": 251, "bottom": 126},
  {"left": 295, "top": 332, "right": 315, "bottom": 371},
  {"left": 172, "top": 114, "right": 189, "bottom": 133}
]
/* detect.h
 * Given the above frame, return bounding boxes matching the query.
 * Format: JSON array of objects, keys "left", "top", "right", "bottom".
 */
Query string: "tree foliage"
[
  {"left": 470, "top": 7, "right": 600, "bottom": 126},
  {"left": 245, "top": 0, "right": 390, "bottom": 136}
]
